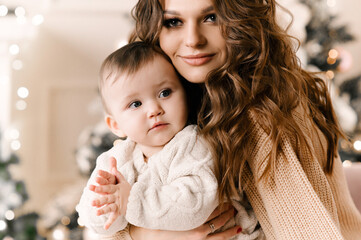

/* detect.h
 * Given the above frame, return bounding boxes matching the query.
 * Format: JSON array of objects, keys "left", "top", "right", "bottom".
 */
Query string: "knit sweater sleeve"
[
  {"left": 76, "top": 142, "right": 135, "bottom": 236},
  {"left": 125, "top": 125, "right": 219, "bottom": 231},
  {"left": 244, "top": 111, "right": 345, "bottom": 239}
]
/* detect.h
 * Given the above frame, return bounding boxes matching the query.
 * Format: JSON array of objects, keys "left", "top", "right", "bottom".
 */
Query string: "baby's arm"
[
  {"left": 90, "top": 163, "right": 131, "bottom": 230},
  {"left": 76, "top": 153, "right": 129, "bottom": 235}
]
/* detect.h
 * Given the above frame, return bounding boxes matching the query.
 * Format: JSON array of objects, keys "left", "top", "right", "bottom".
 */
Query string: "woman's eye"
[
  {"left": 163, "top": 18, "right": 182, "bottom": 28},
  {"left": 159, "top": 89, "right": 172, "bottom": 98},
  {"left": 129, "top": 101, "right": 142, "bottom": 109},
  {"left": 204, "top": 14, "right": 217, "bottom": 23}
]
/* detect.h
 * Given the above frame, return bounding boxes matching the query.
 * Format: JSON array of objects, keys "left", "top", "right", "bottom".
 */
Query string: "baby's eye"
[
  {"left": 204, "top": 14, "right": 217, "bottom": 23},
  {"left": 163, "top": 18, "right": 182, "bottom": 28},
  {"left": 159, "top": 89, "right": 172, "bottom": 98},
  {"left": 129, "top": 101, "right": 142, "bottom": 109}
]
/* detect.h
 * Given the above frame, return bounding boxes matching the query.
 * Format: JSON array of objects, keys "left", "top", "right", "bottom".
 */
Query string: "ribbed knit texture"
[{"left": 243, "top": 105, "right": 361, "bottom": 239}]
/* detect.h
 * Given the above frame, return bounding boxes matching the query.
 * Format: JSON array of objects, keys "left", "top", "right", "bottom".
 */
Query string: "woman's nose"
[{"left": 185, "top": 23, "right": 207, "bottom": 48}]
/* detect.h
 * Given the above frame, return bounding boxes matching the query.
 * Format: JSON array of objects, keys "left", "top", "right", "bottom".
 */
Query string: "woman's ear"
[{"left": 105, "top": 115, "right": 126, "bottom": 138}]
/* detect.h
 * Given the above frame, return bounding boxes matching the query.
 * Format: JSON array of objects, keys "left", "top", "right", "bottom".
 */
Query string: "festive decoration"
[
  {"left": 298, "top": 0, "right": 361, "bottom": 162},
  {"left": 76, "top": 121, "right": 118, "bottom": 177},
  {"left": 0, "top": 133, "right": 44, "bottom": 240},
  {"left": 36, "top": 120, "right": 118, "bottom": 239}
]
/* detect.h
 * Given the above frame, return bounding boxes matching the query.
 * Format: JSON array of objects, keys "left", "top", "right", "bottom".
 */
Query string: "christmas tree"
[
  {"left": 0, "top": 133, "right": 44, "bottom": 240},
  {"left": 300, "top": 0, "right": 361, "bottom": 163}
]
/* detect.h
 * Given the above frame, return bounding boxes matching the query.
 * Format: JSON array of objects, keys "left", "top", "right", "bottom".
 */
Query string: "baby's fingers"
[
  {"left": 98, "top": 169, "right": 116, "bottom": 184},
  {"left": 104, "top": 212, "right": 119, "bottom": 230},
  {"left": 91, "top": 195, "right": 116, "bottom": 207},
  {"left": 89, "top": 184, "right": 115, "bottom": 194},
  {"left": 96, "top": 203, "right": 118, "bottom": 216}
]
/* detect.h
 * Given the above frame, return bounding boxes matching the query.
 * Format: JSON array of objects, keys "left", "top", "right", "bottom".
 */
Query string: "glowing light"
[
  {"left": 117, "top": 40, "right": 128, "bottom": 49},
  {"left": 7, "top": 128, "right": 20, "bottom": 139},
  {"left": 326, "top": 70, "right": 334, "bottom": 79},
  {"left": 17, "top": 87, "right": 29, "bottom": 98},
  {"left": 16, "top": 16, "right": 27, "bottom": 25},
  {"left": 327, "top": 57, "right": 336, "bottom": 65},
  {"left": 343, "top": 160, "right": 352, "bottom": 167},
  {"left": 328, "top": 49, "right": 338, "bottom": 59},
  {"left": 9, "top": 44, "right": 20, "bottom": 55},
  {"left": 327, "top": 0, "right": 337, "bottom": 7},
  {"left": 0, "top": 5, "right": 8, "bottom": 17},
  {"left": 61, "top": 216, "right": 71, "bottom": 226},
  {"left": 15, "top": 7, "right": 26, "bottom": 17},
  {"left": 3, "top": 236, "right": 14, "bottom": 240},
  {"left": 77, "top": 217, "right": 84, "bottom": 226},
  {"left": 353, "top": 140, "right": 361, "bottom": 151},
  {"left": 13, "top": 59, "right": 23, "bottom": 70},
  {"left": 11, "top": 140, "right": 21, "bottom": 151},
  {"left": 53, "top": 229, "right": 65, "bottom": 240},
  {"left": 32, "top": 14, "right": 44, "bottom": 26},
  {"left": 5, "top": 210, "right": 15, "bottom": 220},
  {"left": 16, "top": 100, "right": 27, "bottom": 110},
  {"left": 0, "top": 220, "right": 7, "bottom": 231}
]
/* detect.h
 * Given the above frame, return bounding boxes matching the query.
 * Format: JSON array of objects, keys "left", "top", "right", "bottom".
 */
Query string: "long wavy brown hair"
[{"left": 130, "top": 0, "right": 345, "bottom": 201}]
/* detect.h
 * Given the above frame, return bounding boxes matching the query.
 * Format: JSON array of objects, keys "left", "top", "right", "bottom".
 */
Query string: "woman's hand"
[{"left": 129, "top": 203, "right": 242, "bottom": 240}]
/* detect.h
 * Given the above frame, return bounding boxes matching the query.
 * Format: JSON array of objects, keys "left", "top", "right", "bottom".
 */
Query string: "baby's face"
[{"left": 104, "top": 55, "right": 188, "bottom": 156}]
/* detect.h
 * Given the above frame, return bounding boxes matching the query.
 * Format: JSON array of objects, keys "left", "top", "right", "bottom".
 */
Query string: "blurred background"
[{"left": 0, "top": 0, "right": 361, "bottom": 239}]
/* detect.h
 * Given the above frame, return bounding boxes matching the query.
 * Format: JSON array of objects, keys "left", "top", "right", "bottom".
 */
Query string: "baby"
[{"left": 76, "top": 41, "right": 261, "bottom": 239}]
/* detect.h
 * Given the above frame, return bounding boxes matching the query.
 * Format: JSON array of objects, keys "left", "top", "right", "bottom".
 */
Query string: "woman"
[{"left": 105, "top": 0, "right": 361, "bottom": 239}]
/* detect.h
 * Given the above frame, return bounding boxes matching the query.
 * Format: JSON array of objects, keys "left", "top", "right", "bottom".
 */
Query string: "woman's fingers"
[
  {"left": 208, "top": 208, "right": 235, "bottom": 232},
  {"left": 91, "top": 194, "right": 116, "bottom": 207},
  {"left": 206, "top": 203, "right": 233, "bottom": 222},
  {"left": 207, "top": 226, "right": 242, "bottom": 240}
]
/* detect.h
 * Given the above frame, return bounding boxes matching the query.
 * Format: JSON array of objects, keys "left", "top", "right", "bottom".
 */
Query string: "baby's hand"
[{"left": 89, "top": 157, "right": 131, "bottom": 230}]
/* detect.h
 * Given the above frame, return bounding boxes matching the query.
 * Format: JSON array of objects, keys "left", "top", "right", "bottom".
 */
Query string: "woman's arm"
[
  {"left": 125, "top": 205, "right": 241, "bottom": 240},
  {"left": 244, "top": 114, "right": 344, "bottom": 239}
]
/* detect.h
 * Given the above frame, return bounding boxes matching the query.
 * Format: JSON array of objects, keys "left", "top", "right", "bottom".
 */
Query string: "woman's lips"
[{"left": 180, "top": 54, "right": 215, "bottom": 66}]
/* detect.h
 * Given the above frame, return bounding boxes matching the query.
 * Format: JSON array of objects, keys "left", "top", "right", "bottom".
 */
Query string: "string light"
[
  {"left": 32, "top": 14, "right": 44, "bottom": 26},
  {"left": 327, "top": 0, "right": 337, "bottom": 8},
  {"left": 17, "top": 87, "right": 29, "bottom": 99},
  {"left": 0, "top": 5, "right": 8, "bottom": 16},
  {"left": 5, "top": 210, "right": 15, "bottom": 220},
  {"left": 15, "top": 100, "right": 27, "bottom": 110},
  {"left": 11, "top": 140, "right": 21, "bottom": 151},
  {"left": 353, "top": 140, "right": 361, "bottom": 151},
  {"left": 326, "top": 70, "right": 335, "bottom": 79},
  {"left": 14, "top": 6, "right": 26, "bottom": 17},
  {"left": 16, "top": 15, "right": 27, "bottom": 25},
  {"left": 61, "top": 216, "right": 71, "bottom": 226},
  {"left": 117, "top": 40, "right": 128, "bottom": 49},
  {"left": 53, "top": 228, "right": 65, "bottom": 240},
  {"left": 343, "top": 160, "right": 353, "bottom": 167},
  {"left": 328, "top": 49, "right": 339, "bottom": 59},
  {"left": 9, "top": 44, "right": 20, "bottom": 55},
  {"left": 0, "top": 220, "right": 7, "bottom": 231},
  {"left": 12, "top": 59, "right": 23, "bottom": 70}
]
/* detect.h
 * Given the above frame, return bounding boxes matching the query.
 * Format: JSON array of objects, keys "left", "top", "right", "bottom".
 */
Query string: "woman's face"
[{"left": 159, "top": 0, "right": 227, "bottom": 83}]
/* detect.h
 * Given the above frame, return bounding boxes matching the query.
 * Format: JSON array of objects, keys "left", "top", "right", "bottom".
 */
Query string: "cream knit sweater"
[
  {"left": 77, "top": 125, "right": 219, "bottom": 235},
  {"left": 110, "top": 105, "right": 361, "bottom": 240}
]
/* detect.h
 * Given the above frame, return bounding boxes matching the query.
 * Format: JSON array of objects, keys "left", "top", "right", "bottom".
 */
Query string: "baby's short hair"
[{"left": 99, "top": 41, "right": 170, "bottom": 113}]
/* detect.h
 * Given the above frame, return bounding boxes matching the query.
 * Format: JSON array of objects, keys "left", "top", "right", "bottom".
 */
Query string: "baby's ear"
[{"left": 105, "top": 115, "right": 126, "bottom": 138}]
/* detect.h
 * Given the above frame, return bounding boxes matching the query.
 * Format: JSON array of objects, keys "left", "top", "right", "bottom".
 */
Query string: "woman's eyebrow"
[{"left": 163, "top": 6, "right": 214, "bottom": 15}]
